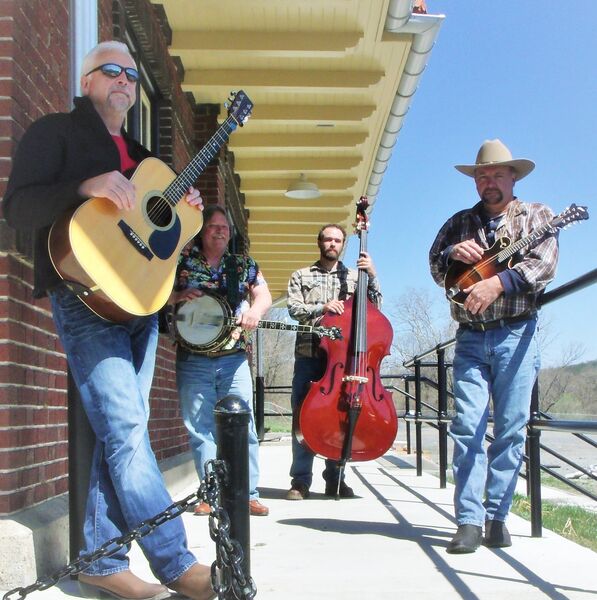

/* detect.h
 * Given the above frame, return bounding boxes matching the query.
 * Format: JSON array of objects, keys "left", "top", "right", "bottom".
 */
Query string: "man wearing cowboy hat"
[{"left": 429, "top": 139, "right": 559, "bottom": 553}]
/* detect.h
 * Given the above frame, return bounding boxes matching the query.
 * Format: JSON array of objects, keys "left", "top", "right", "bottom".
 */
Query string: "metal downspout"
[{"left": 366, "top": 0, "right": 445, "bottom": 203}]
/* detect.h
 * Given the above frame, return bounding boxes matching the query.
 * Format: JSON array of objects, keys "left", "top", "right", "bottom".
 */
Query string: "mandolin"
[
  {"left": 48, "top": 91, "right": 253, "bottom": 322},
  {"left": 444, "top": 203, "right": 589, "bottom": 305}
]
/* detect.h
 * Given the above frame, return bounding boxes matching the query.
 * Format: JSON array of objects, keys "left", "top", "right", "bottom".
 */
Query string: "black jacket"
[{"left": 3, "top": 96, "right": 151, "bottom": 296}]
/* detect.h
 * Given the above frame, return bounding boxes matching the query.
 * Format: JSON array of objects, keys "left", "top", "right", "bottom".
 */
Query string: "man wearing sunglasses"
[{"left": 4, "top": 41, "right": 214, "bottom": 600}]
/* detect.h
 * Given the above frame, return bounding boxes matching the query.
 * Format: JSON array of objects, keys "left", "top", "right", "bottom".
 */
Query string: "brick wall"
[
  {"left": 0, "top": 0, "right": 224, "bottom": 515},
  {"left": 195, "top": 104, "right": 227, "bottom": 207},
  {"left": 0, "top": 0, "right": 72, "bottom": 515}
]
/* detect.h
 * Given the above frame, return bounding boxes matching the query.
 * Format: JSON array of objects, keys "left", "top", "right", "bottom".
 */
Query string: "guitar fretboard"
[{"left": 163, "top": 116, "right": 238, "bottom": 204}]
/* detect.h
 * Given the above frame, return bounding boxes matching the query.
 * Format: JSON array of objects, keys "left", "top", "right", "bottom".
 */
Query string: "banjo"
[{"left": 172, "top": 294, "right": 343, "bottom": 353}]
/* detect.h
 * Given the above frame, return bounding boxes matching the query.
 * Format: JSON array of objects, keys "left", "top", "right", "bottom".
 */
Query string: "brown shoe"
[
  {"left": 78, "top": 571, "right": 171, "bottom": 600},
  {"left": 194, "top": 502, "right": 211, "bottom": 516},
  {"left": 169, "top": 563, "right": 215, "bottom": 600},
  {"left": 249, "top": 499, "right": 269, "bottom": 516}
]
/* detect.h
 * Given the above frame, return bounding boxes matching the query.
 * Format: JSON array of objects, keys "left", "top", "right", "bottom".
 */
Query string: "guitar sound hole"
[{"left": 145, "top": 195, "right": 173, "bottom": 228}]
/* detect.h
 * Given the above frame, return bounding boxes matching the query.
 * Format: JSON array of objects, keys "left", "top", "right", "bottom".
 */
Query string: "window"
[
  {"left": 123, "top": 35, "right": 158, "bottom": 154},
  {"left": 139, "top": 85, "right": 152, "bottom": 150}
]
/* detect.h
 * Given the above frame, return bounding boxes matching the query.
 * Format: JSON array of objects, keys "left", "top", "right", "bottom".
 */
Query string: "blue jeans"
[
  {"left": 50, "top": 288, "right": 196, "bottom": 583},
  {"left": 176, "top": 350, "right": 261, "bottom": 499},
  {"left": 289, "top": 356, "right": 344, "bottom": 488},
  {"left": 450, "top": 316, "right": 540, "bottom": 527}
]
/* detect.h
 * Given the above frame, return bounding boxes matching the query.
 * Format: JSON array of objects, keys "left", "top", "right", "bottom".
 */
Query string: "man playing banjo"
[{"left": 169, "top": 204, "right": 272, "bottom": 516}]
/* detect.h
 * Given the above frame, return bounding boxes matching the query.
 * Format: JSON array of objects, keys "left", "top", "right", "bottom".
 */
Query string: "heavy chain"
[{"left": 2, "top": 460, "right": 256, "bottom": 600}]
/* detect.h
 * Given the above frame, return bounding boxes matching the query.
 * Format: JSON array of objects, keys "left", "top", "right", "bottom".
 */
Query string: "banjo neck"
[{"left": 224, "top": 317, "right": 326, "bottom": 336}]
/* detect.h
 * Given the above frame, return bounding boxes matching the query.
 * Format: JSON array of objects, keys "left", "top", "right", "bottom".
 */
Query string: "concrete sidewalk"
[{"left": 3, "top": 436, "right": 596, "bottom": 599}]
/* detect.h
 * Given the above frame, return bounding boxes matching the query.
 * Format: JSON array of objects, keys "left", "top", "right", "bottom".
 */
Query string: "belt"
[
  {"left": 459, "top": 312, "right": 536, "bottom": 332},
  {"left": 177, "top": 344, "right": 243, "bottom": 360}
]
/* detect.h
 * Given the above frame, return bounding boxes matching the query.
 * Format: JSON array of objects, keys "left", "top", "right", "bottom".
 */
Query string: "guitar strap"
[{"left": 224, "top": 254, "right": 244, "bottom": 309}]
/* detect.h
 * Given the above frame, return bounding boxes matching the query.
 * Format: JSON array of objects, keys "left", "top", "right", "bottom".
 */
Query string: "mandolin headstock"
[{"left": 550, "top": 203, "right": 590, "bottom": 232}]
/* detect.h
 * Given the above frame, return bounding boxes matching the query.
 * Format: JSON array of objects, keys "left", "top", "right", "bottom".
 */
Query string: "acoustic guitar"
[
  {"left": 444, "top": 203, "right": 589, "bottom": 305},
  {"left": 48, "top": 90, "right": 253, "bottom": 322}
]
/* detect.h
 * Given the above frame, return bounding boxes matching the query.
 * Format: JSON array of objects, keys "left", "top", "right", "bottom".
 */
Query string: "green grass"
[
  {"left": 263, "top": 416, "right": 292, "bottom": 433},
  {"left": 442, "top": 473, "right": 596, "bottom": 552},
  {"left": 539, "top": 473, "right": 597, "bottom": 497},
  {"left": 511, "top": 493, "right": 597, "bottom": 552}
]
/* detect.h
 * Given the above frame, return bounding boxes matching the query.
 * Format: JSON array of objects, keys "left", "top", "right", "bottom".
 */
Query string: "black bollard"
[{"left": 214, "top": 395, "right": 251, "bottom": 578}]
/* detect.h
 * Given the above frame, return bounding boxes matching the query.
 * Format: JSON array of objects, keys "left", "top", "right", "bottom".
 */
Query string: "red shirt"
[{"left": 111, "top": 134, "right": 138, "bottom": 174}]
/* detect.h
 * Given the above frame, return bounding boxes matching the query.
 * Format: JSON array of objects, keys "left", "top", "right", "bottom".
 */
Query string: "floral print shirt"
[{"left": 176, "top": 243, "right": 266, "bottom": 353}]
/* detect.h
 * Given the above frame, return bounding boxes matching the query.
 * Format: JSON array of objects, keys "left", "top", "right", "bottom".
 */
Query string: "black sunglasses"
[{"left": 85, "top": 63, "right": 140, "bottom": 83}]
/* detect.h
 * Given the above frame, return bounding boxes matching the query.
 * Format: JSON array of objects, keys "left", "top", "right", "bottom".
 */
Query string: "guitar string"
[
  {"left": 350, "top": 222, "right": 369, "bottom": 409},
  {"left": 146, "top": 120, "right": 235, "bottom": 223},
  {"left": 454, "top": 225, "right": 550, "bottom": 288},
  {"left": 144, "top": 117, "right": 238, "bottom": 225},
  {"left": 453, "top": 214, "right": 571, "bottom": 291},
  {"left": 490, "top": 210, "right": 579, "bottom": 262},
  {"left": 165, "top": 115, "right": 238, "bottom": 200}
]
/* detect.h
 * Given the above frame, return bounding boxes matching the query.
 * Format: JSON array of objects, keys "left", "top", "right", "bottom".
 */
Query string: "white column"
[{"left": 69, "top": 0, "right": 98, "bottom": 100}]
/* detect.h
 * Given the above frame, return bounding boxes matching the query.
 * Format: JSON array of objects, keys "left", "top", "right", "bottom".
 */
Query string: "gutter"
[{"left": 366, "top": 0, "right": 445, "bottom": 204}]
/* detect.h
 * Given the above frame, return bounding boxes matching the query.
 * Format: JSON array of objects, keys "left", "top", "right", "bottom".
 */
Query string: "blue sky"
[{"left": 344, "top": 0, "right": 597, "bottom": 367}]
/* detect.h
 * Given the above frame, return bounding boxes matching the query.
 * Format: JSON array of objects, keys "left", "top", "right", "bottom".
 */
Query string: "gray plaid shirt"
[
  {"left": 429, "top": 198, "right": 559, "bottom": 324},
  {"left": 287, "top": 260, "right": 382, "bottom": 357}
]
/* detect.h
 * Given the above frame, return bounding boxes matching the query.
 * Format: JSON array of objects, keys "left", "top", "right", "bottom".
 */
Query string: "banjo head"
[{"left": 174, "top": 294, "right": 230, "bottom": 351}]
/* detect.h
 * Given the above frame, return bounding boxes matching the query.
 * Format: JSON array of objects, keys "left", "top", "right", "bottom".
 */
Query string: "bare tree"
[
  {"left": 388, "top": 287, "right": 456, "bottom": 366},
  {"left": 386, "top": 287, "right": 592, "bottom": 417},
  {"left": 251, "top": 307, "right": 296, "bottom": 420},
  {"left": 539, "top": 341, "right": 587, "bottom": 413}
]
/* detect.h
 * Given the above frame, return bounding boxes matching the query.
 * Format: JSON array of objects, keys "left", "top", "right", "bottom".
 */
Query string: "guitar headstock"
[
  {"left": 226, "top": 90, "right": 254, "bottom": 127},
  {"left": 313, "top": 325, "right": 343, "bottom": 341},
  {"left": 353, "top": 195, "right": 370, "bottom": 235},
  {"left": 551, "top": 203, "right": 590, "bottom": 231}
]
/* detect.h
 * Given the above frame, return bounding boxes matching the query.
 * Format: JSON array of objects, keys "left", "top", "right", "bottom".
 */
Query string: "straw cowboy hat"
[{"left": 455, "top": 139, "right": 535, "bottom": 181}]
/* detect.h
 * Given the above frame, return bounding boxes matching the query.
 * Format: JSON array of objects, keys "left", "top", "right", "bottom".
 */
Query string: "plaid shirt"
[
  {"left": 287, "top": 260, "right": 382, "bottom": 357},
  {"left": 429, "top": 198, "right": 559, "bottom": 324}
]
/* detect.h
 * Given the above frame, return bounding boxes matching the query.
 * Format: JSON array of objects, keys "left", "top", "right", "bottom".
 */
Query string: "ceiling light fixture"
[{"left": 284, "top": 173, "right": 321, "bottom": 200}]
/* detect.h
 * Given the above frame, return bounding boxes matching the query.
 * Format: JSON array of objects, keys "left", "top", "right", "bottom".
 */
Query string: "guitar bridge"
[{"left": 118, "top": 220, "right": 154, "bottom": 261}]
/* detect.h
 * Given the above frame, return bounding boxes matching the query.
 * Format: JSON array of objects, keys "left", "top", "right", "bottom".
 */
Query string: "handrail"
[
  {"left": 253, "top": 268, "right": 597, "bottom": 536},
  {"left": 403, "top": 267, "right": 597, "bottom": 369},
  {"left": 398, "top": 267, "right": 597, "bottom": 536},
  {"left": 539, "top": 411, "right": 597, "bottom": 448},
  {"left": 538, "top": 267, "right": 597, "bottom": 306}
]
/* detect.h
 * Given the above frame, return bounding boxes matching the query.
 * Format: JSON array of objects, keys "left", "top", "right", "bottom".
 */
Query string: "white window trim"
[{"left": 70, "top": 0, "right": 98, "bottom": 101}]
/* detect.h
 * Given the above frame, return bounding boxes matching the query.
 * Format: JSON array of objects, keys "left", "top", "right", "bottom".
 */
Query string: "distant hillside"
[{"left": 539, "top": 359, "right": 597, "bottom": 415}]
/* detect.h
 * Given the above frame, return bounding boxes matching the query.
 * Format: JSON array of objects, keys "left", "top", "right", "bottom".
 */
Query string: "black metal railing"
[
  {"left": 395, "top": 267, "right": 597, "bottom": 536},
  {"left": 254, "top": 268, "right": 597, "bottom": 537}
]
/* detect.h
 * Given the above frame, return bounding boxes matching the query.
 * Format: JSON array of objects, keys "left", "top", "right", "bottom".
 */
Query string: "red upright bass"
[{"left": 295, "top": 197, "right": 397, "bottom": 482}]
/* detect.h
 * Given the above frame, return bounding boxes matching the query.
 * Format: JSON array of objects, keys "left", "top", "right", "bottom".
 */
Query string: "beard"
[
  {"left": 481, "top": 188, "right": 503, "bottom": 205},
  {"left": 322, "top": 248, "right": 339, "bottom": 261},
  {"left": 108, "top": 91, "right": 133, "bottom": 112}
]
